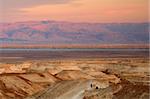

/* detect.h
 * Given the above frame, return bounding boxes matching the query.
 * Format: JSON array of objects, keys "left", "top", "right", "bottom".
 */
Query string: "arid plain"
[{"left": 0, "top": 50, "right": 149, "bottom": 99}]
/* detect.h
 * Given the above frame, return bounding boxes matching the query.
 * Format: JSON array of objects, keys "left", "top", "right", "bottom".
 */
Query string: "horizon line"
[{"left": 0, "top": 20, "right": 149, "bottom": 24}]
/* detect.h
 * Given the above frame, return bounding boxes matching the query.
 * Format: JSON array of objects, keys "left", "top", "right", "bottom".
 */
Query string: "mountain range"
[{"left": 0, "top": 21, "right": 149, "bottom": 45}]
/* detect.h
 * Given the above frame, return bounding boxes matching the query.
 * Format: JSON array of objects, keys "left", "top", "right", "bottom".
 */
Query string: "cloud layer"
[
  {"left": 0, "top": 0, "right": 148, "bottom": 23},
  {"left": 0, "top": 0, "right": 73, "bottom": 8}
]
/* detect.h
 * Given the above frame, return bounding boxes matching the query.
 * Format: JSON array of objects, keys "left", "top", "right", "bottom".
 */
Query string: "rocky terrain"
[{"left": 0, "top": 58, "right": 149, "bottom": 99}]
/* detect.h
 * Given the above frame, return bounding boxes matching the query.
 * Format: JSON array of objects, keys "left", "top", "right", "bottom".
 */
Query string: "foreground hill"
[
  {"left": 0, "top": 21, "right": 148, "bottom": 46},
  {"left": 0, "top": 58, "right": 149, "bottom": 99}
]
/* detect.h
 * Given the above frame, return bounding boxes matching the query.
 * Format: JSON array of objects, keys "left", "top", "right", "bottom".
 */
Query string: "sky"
[{"left": 0, "top": 0, "right": 148, "bottom": 23}]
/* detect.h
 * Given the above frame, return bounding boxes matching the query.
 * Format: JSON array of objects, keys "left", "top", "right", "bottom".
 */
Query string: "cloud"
[
  {"left": 0, "top": 0, "right": 74, "bottom": 10},
  {"left": 0, "top": 0, "right": 75, "bottom": 22},
  {"left": 0, "top": 0, "right": 148, "bottom": 23}
]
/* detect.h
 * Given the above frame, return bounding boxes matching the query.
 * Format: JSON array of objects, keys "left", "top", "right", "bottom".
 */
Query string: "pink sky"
[{"left": 0, "top": 0, "right": 148, "bottom": 23}]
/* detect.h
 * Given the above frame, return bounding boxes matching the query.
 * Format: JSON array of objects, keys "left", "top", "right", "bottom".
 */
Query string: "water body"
[
  {"left": 0, "top": 48, "right": 148, "bottom": 51},
  {"left": 0, "top": 48, "right": 149, "bottom": 61}
]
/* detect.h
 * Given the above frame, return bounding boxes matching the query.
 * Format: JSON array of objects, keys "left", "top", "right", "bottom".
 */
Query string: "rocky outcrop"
[
  {"left": 55, "top": 70, "right": 94, "bottom": 80},
  {"left": 0, "top": 76, "right": 43, "bottom": 98},
  {"left": 113, "top": 80, "right": 149, "bottom": 99},
  {"left": 0, "top": 62, "right": 31, "bottom": 74},
  {"left": 0, "top": 72, "right": 58, "bottom": 98}
]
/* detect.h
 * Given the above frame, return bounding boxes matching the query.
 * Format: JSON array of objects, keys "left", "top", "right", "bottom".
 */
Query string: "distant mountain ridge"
[{"left": 0, "top": 21, "right": 149, "bottom": 45}]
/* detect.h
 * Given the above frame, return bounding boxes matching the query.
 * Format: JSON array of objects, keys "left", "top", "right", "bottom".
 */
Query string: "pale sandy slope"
[{"left": 26, "top": 80, "right": 98, "bottom": 99}]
